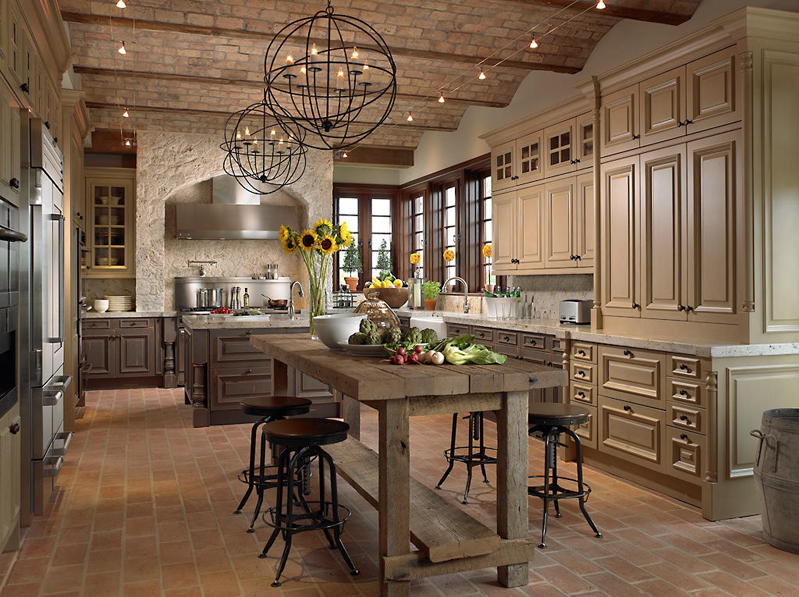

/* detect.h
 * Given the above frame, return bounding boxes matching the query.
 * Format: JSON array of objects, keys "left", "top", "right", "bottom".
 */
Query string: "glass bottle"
[{"left": 243, "top": 287, "right": 249, "bottom": 308}]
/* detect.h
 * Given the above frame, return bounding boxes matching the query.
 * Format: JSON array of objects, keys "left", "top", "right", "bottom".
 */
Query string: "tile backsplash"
[{"left": 510, "top": 274, "right": 593, "bottom": 319}]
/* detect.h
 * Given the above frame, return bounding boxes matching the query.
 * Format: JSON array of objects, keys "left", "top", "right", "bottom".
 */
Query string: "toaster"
[{"left": 559, "top": 299, "right": 592, "bottom": 324}]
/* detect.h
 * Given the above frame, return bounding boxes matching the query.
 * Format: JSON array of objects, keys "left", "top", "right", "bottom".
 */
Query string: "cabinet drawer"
[
  {"left": 496, "top": 331, "right": 518, "bottom": 346},
  {"left": 571, "top": 361, "right": 595, "bottom": 385},
  {"left": 599, "top": 346, "right": 666, "bottom": 407},
  {"left": 599, "top": 395, "right": 666, "bottom": 473},
  {"left": 447, "top": 324, "right": 470, "bottom": 337},
  {"left": 118, "top": 318, "right": 155, "bottom": 329},
  {"left": 571, "top": 382, "right": 595, "bottom": 406},
  {"left": 668, "top": 403, "right": 705, "bottom": 434},
  {"left": 668, "top": 355, "right": 708, "bottom": 381},
  {"left": 495, "top": 343, "right": 518, "bottom": 358},
  {"left": 669, "top": 379, "right": 705, "bottom": 408},
  {"left": 548, "top": 337, "right": 565, "bottom": 353},
  {"left": 571, "top": 342, "right": 596, "bottom": 363},
  {"left": 520, "top": 347, "right": 547, "bottom": 365},
  {"left": 521, "top": 333, "right": 546, "bottom": 350},
  {"left": 472, "top": 327, "right": 495, "bottom": 344},
  {"left": 548, "top": 353, "right": 564, "bottom": 368},
  {"left": 211, "top": 330, "right": 272, "bottom": 365},
  {"left": 574, "top": 403, "right": 597, "bottom": 450},
  {"left": 83, "top": 319, "right": 112, "bottom": 330},
  {"left": 667, "top": 428, "right": 706, "bottom": 482},
  {"left": 210, "top": 366, "right": 272, "bottom": 411}
]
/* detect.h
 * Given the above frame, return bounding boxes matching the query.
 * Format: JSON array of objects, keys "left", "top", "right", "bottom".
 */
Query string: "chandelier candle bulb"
[
  {"left": 336, "top": 68, "right": 346, "bottom": 91},
  {"left": 351, "top": 47, "right": 359, "bottom": 60},
  {"left": 361, "top": 61, "right": 371, "bottom": 84}
]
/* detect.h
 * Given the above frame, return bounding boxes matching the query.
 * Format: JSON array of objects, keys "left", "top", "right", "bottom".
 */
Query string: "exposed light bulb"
[
  {"left": 351, "top": 47, "right": 359, "bottom": 60},
  {"left": 529, "top": 37, "right": 538, "bottom": 49},
  {"left": 407, "top": 112, "right": 414, "bottom": 122},
  {"left": 478, "top": 70, "right": 486, "bottom": 80},
  {"left": 116, "top": 0, "right": 126, "bottom": 8},
  {"left": 244, "top": 126, "right": 250, "bottom": 136},
  {"left": 286, "top": 53, "right": 294, "bottom": 65},
  {"left": 118, "top": 41, "right": 127, "bottom": 55},
  {"left": 122, "top": 109, "right": 129, "bottom": 118},
  {"left": 310, "top": 43, "right": 319, "bottom": 61},
  {"left": 342, "top": 151, "right": 348, "bottom": 158},
  {"left": 596, "top": 0, "right": 606, "bottom": 8},
  {"left": 236, "top": 130, "right": 242, "bottom": 141},
  {"left": 438, "top": 93, "right": 445, "bottom": 103},
  {"left": 124, "top": 139, "right": 131, "bottom": 147}
]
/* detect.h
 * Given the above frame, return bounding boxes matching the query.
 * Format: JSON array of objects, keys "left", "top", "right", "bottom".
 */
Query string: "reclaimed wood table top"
[{"left": 250, "top": 334, "right": 566, "bottom": 401}]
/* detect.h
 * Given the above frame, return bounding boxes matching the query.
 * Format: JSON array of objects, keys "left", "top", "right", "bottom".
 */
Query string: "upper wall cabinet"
[
  {"left": 491, "top": 130, "right": 544, "bottom": 192},
  {"left": 6, "top": 2, "right": 26, "bottom": 94},
  {"left": 544, "top": 114, "right": 594, "bottom": 178},
  {"left": 85, "top": 168, "right": 136, "bottom": 279},
  {"left": 0, "top": 80, "right": 21, "bottom": 199},
  {"left": 492, "top": 184, "right": 545, "bottom": 275},
  {"left": 602, "top": 85, "right": 639, "bottom": 156},
  {"left": 0, "top": 0, "right": 7, "bottom": 73}
]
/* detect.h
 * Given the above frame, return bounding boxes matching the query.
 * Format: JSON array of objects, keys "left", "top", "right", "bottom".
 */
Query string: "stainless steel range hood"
[{"left": 175, "top": 175, "right": 300, "bottom": 240}]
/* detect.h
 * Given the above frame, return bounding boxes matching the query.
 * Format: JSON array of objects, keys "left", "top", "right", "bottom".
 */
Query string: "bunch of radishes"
[{"left": 388, "top": 346, "right": 445, "bottom": 366}]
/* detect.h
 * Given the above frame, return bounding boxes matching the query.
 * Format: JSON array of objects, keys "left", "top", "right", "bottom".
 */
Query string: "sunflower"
[
  {"left": 278, "top": 225, "right": 291, "bottom": 243},
  {"left": 300, "top": 229, "right": 317, "bottom": 250},
  {"left": 313, "top": 219, "right": 332, "bottom": 235},
  {"left": 282, "top": 236, "right": 297, "bottom": 254},
  {"left": 410, "top": 253, "right": 421, "bottom": 265},
  {"left": 319, "top": 235, "right": 338, "bottom": 255},
  {"left": 341, "top": 234, "right": 353, "bottom": 248},
  {"left": 482, "top": 243, "right": 492, "bottom": 259},
  {"left": 443, "top": 249, "right": 455, "bottom": 262}
]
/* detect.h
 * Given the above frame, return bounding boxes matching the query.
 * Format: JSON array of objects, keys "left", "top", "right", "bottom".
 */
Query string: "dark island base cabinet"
[
  {"left": 83, "top": 318, "right": 162, "bottom": 389},
  {"left": 186, "top": 327, "right": 339, "bottom": 428}
]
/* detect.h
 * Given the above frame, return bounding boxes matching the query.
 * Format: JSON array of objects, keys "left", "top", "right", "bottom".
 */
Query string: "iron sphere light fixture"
[
  {"left": 263, "top": 0, "right": 397, "bottom": 150},
  {"left": 220, "top": 94, "right": 307, "bottom": 195}
]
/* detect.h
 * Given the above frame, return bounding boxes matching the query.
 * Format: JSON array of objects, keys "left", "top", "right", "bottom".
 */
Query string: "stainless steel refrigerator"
[{"left": 19, "top": 115, "right": 72, "bottom": 523}]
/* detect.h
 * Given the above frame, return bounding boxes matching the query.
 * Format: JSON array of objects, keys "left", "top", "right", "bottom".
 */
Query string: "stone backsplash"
[
  {"left": 84, "top": 278, "right": 136, "bottom": 303},
  {"left": 510, "top": 274, "right": 593, "bottom": 319}
]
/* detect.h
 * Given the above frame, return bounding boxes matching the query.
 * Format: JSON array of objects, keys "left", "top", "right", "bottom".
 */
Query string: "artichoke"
[
  {"left": 382, "top": 326, "right": 402, "bottom": 345},
  {"left": 403, "top": 327, "right": 422, "bottom": 345},
  {"left": 348, "top": 332, "right": 367, "bottom": 345},
  {"left": 359, "top": 318, "right": 377, "bottom": 335},
  {"left": 365, "top": 330, "right": 383, "bottom": 345},
  {"left": 420, "top": 328, "right": 438, "bottom": 345}
]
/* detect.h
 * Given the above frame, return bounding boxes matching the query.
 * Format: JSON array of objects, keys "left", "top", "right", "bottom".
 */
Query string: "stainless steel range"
[{"left": 19, "top": 115, "right": 72, "bottom": 522}]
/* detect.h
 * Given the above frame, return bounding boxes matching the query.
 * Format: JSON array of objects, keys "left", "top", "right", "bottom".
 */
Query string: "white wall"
[
  {"left": 333, "top": 164, "right": 401, "bottom": 185},
  {"left": 398, "top": 0, "right": 799, "bottom": 184}
]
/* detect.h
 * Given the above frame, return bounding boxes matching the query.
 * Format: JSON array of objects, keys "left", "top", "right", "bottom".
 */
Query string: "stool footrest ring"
[
  {"left": 261, "top": 502, "right": 352, "bottom": 534},
  {"left": 443, "top": 446, "right": 498, "bottom": 466},
  {"left": 527, "top": 475, "right": 592, "bottom": 501}
]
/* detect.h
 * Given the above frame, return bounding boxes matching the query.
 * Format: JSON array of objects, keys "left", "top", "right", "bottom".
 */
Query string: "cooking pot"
[
  {"left": 261, "top": 294, "right": 287, "bottom": 308},
  {"left": 197, "top": 288, "right": 225, "bottom": 309}
]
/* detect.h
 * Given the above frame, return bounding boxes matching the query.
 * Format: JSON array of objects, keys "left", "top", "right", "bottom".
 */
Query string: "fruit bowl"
[
  {"left": 313, "top": 313, "right": 366, "bottom": 350},
  {"left": 370, "top": 287, "right": 409, "bottom": 309}
]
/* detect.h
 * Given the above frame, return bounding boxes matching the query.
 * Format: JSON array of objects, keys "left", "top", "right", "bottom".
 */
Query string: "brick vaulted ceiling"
[{"left": 61, "top": 0, "right": 702, "bottom": 163}]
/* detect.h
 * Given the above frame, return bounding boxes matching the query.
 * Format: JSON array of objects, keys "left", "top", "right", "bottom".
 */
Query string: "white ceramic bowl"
[
  {"left": 313, "top": 313, "right": 366, "bottom": 350},
  {"left": 93, "top": 299, "right": 110, "bottom": 313}
]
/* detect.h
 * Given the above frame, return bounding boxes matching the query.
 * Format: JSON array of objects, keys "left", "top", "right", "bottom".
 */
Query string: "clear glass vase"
[{"left": 308, "top": 272, "right": 326, "bottom": 339}]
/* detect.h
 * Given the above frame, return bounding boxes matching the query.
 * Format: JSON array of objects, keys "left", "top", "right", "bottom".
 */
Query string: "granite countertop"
[
  {"left": 181, "top": 314, "right": 310, "bottom": 330},
  {"left": 83, "top": 311, "right": 178, "bottom": 319}
]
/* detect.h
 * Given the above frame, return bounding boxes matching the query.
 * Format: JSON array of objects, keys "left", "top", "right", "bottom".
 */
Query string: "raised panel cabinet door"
[
  {"left": 598, "top": 345, "right": 667, "bottom": 408},
  {"left": 516, "top": 184, "right": 545, "bottom": 272},
  {"left": 0, "top": 406, "right": 21, "bottom": 550},
  {"left": 0, "top": 88, "right": 10, "bottom": 189},
  {"left": 210, "top": 367, "right": 272, "bottom": 411},
  {"left": 492, "top": 140, "right": 516, "bottom": 192},
  {"left": 574, "top": 172, "right": 595, "bottom": 267},
  {"left": 516, "top": 130, "right": 543, "bottom": 185},
  {"left": 640, "top": 66, "right": 686, "bottom": 145},
  {"left": 574, "top": 404, "right": 598, "bottom": 450},
  {"left": 0, "top": 0, "right": 7, "bottom": 70},
  {"left": 600, "top": 157, "right": 640, "bottom": 318},
  {"left": 686, "top": 47, "right": 738, "bottom": 133},
  {"left": 543, "top": 120, "right": 576, "bottom": 178},
  {"left": 544, "top": 177, "right": 576, "bottom": 269},
  {"left": 490, "top": 190, "right": 516, "bottom": 273},
  {"left": 639, "top": 146, "right": 687, "bottom": 321},
  {"left": 599, "top": 395, "right": 665, "bottom": 473},
  {"left": 117, "top": 329, "right": 156, "bottom": 376},
  {"left": 686, "top": 132, "right": 740, "bottom": 323},
  {"left": 83, "top": 332, "right": 114, "bottom": 377},
  {"left": 601, "top": 85, "right": 640, "bottom": 155}
]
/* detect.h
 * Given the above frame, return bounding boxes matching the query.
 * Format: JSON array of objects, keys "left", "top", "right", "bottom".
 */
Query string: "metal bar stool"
[
  {"left": 436, "top": 411, "right": 497, "bottom": 504},
  {"left": 234, "top": 396, "right": 312, "bottom": 533},
  {"left": 528, "top": 403, "right": 602, "bottom": 549},
  {"left": 259, "top": 418, "right": 359, "bottom": 588}
]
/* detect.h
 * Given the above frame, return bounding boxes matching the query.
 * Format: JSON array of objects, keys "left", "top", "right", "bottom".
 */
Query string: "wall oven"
[{"left": 0, "top": 196, "right": 26, "bottom": 421}]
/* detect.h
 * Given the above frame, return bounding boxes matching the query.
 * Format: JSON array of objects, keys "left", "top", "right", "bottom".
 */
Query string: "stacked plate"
[{"left": 106, "top": 295, "right": 134, "bottom": 312}]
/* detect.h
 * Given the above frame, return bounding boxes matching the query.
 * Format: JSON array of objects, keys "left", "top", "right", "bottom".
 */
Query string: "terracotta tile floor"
[{"left": 1, "top": 387, "right": 797, "bottom": 596}]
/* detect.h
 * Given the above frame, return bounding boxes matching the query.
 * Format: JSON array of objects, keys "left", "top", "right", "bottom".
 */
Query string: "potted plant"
[
  {"left": 341, "top": 241, "right": 362, "bottom": 291},
  {"left": 376, "top": 239, "right": 392, "bottom": 279},
  {"left": 422, "top": 280, "right": 441, "bottom": 311}
]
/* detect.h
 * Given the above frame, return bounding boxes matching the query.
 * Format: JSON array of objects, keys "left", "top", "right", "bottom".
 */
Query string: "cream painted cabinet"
[
  {"left": 544, "top": 119, "right": 576, "bottom": 178},
  {"left": 640, "top": 66, "right": 685, "bottom": 145},
  {"left": 0, "top": 81, "right": 20, "bottom": 199},
  {"left": 491, "top": 189, "right": 516, "bottom": 272},
  {"left": 600, "top": 156, "right": 639, "bottom": 318},
  {"left": 574, "top": 172, "right": 595, "bottom": 267},
  {"left": 491, "top": 131, "right": 544, "bottom": 193},
  {"left": 516, "top": 183, "right": 545, "bottom": 272},
  {"left": 6, "top": 3, "right": 25, "bottom": 93},
  {"left": 686, "top": 47, "right": 738, "bottom": 134},
  {"left": 601, "top": 85, "right": 639, "bottom": 156},
  {"left": 0, "top": 0, "right": 7, "bottom": 74},
  {"left": 544, "top": 178, "right": 574, "bottom": 268},
  {"left": 575, "top": 112, "right": 595, "bottom": 170},
  {"left": 491, "top": 140, "right": 516, "bottom": 193},
  {"left": 0, "top": 403, "right": 21, "bottom": 552}
]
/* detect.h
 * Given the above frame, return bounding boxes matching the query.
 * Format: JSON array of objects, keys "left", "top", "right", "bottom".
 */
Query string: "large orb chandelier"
[
  {"left": 220, "top": 93, "right": 307, "bottom": 195},
  {"left": 263, "top": 0, "right": 397, "bottom": 150}
]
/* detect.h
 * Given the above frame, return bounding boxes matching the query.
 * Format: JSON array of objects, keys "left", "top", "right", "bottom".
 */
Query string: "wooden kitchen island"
[{"left": 251, "top": 334, "right": 567, "bottom": 596}]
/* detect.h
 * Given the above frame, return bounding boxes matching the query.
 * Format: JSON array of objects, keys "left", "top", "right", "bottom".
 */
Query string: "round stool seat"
[
  {"left": 528, "top": 403, "right": 589, "bottom": 427},
  {"left": 240, "top": 396, "right": 313, "bottom": 418},
  {"left": 263, "top": 418, "right": 349, "bottom": 448}
]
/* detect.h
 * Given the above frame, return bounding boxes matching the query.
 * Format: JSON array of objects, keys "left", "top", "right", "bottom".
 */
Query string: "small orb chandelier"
[
  {"left": 263, "top": 0, "right": 397, "bottom": 150},
  {"left": 220, "top": 93, "right": 307, "bottom": 195}
]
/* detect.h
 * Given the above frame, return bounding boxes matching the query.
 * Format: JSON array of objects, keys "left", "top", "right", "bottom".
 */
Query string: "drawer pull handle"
[
  {"left": 677, "top": 304, "right": 685, "bottom": 311},
  {"left": 503, "top": 335, "right": 510, "bottom": 342},
  {"left": 679, "top": 389, "right": 688, "bottom": 396},
  {"left": 9, "top": 423, "right": 20, "bottom": 435},
  {"left": 577, "top": 370, "right": 586, "bottom": 377},
  {"left": 680, "top": 434, "right": 690, "bottom": 441},
  {"left": 577, "top": 391, "right": 586, "bottom": 398},
  {"left": 679, "top": 364, "right": 690, "bottom": 371},
  {"left": 577, "top": 350, "right": 586, "bottom": 356},
  {"left": 245, "top": 369, "right": 252, "bottom": 374},
  {"left": 245, "top": 331, "right": 252, "bottom": 335},
  {"left": 530, "top": 340, "right": 537, "bottom": 346},
  {"left": 623, "top": 405, "right": 632, "bottom": 412},
  {"left": 679, "top": 415, "right": 689, "bottom": 421},
  {"left": 623, "top": 349, "right": 632, "bottom": 357}
]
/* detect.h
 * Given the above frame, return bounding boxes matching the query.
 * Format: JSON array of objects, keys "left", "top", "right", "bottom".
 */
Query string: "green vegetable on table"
[{"left": 430, "top": 334, "right": 508, "bottom": 365}]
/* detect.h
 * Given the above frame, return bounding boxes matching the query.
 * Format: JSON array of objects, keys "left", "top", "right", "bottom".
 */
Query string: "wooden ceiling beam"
[
  {"left": 519, "top": 0, "right": 693, "bottom": 26},
  {"left": 72, "top": 66, "right": 507, "bottom": 109},
  {"left": 84, "top": 102, "right": 457, "bottom": 132},
  {"left": 334, "top": 147, "right": 414, "bottom": 168},
  {"left": 61, "top": 11, "right": 580, "bottom": 74}
]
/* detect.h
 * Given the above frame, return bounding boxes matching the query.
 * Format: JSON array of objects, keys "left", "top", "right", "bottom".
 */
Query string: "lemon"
[{"left": 393, "top": 279, "right": 403, "bottom": 288}]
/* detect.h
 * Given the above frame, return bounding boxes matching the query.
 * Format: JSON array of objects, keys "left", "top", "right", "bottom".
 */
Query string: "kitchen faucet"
[
  {"left": 443, "top": 276, "right": 470, "bottom": 313},
  {"left": 288, "top": 281, "right": 304, "bottom": 319},
  {"left": 187, "top": 259, "right": 217, "bottom": 277}
]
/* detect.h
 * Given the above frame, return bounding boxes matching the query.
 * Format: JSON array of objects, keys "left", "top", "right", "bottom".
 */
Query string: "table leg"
[
  {"left": 272, "top": 359, "right": 288, "bottom": 396},
  {"left": 496, "top": 390, "right": 530, "bottom": 587},
  {"left": 378, "top": 400, "right": 410, "bottom": 596},
  {"left": 342, "top": 393, "right": 361, "bottom": 441}
]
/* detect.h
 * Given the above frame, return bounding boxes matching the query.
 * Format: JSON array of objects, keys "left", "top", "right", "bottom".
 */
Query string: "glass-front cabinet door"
[{"left": 84, "top": 167, "right": 135, "bottom": 278}]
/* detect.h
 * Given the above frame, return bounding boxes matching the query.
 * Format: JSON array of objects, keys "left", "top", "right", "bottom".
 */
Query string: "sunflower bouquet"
[{"left": 280, "top": 219, "right": 353, "bottom": 336}]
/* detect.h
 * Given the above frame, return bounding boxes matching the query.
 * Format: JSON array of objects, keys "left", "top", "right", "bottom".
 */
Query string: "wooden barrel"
[{"left": 752, "top": 408, "right": 799, "bottom": 554}]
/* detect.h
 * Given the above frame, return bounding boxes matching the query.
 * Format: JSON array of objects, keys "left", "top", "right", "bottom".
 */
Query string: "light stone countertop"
[
  {"left": 83, "top": 311, "right": 178, "bottom": 319},
  {"left": 181, "top": 314, "right": 310, "bottom": 330},
  {"left": 709, "top": 343, "right": 799, "bottom": 358}
]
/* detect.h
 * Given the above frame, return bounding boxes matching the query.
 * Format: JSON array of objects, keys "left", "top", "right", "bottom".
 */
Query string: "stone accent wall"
[
  {"left": 511, "top": 274, "right": 593, "bottom": 319},
  {"left": 135, "top": 130, "right": 333, "bottom": 311}
]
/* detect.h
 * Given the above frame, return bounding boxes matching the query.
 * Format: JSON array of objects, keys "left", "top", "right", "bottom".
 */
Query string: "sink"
[{"left": 409, "top": 315, "right": 447, "bottom": 338}]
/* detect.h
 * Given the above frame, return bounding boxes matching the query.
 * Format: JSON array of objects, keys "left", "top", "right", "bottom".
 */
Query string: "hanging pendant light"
[
  {"left": 262, "top": 0, "right": 397, "bottom": 151},
  {"left": 220, "top": 92, "right": 308, "bottom": 195}
]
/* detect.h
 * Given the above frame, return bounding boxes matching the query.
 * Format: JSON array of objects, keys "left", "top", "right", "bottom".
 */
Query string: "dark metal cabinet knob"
[
  {"left": 679, "top": 389, "right": 688, "bottom": 396},
  {"left": 578, "top": 350, "right": 586, "bottom": 356},
  {"left": 623, "top": 405, "right": 632, "bottom": 412},
  {"left": 680, "top": 434, "right": 689, "bottom": 441},
  {"left": 9, "top": 423, "right": 20, "bottom": 435},
  {"left": 631, "top": 303, "right": 640, "bottom": 310},
  {"left": 679, "top": 415, "right": 689, "bottom": 421},
  {"left": 679, "top": 364, "right": 689, "bottom": 371},
  {"left": 10, "top": 178, "right": 20, "bottom": 189},
  {"left": 677, "top": 304, "right": 685, "bottom": 311},
  {"left": 20, "top": 82, "right": 29, "bottom": 94},
  {"left": 632, "top": 134, "right": 640, "bottom": 140},
  {"left": 577, "top": 391, "right": 586, "bottom": 398},
  {"left": 577, "top": 370, "right": 586, "bottom": 377},
  {"left": 623, "top": 349, "right": 632, "bottom": 357}
]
